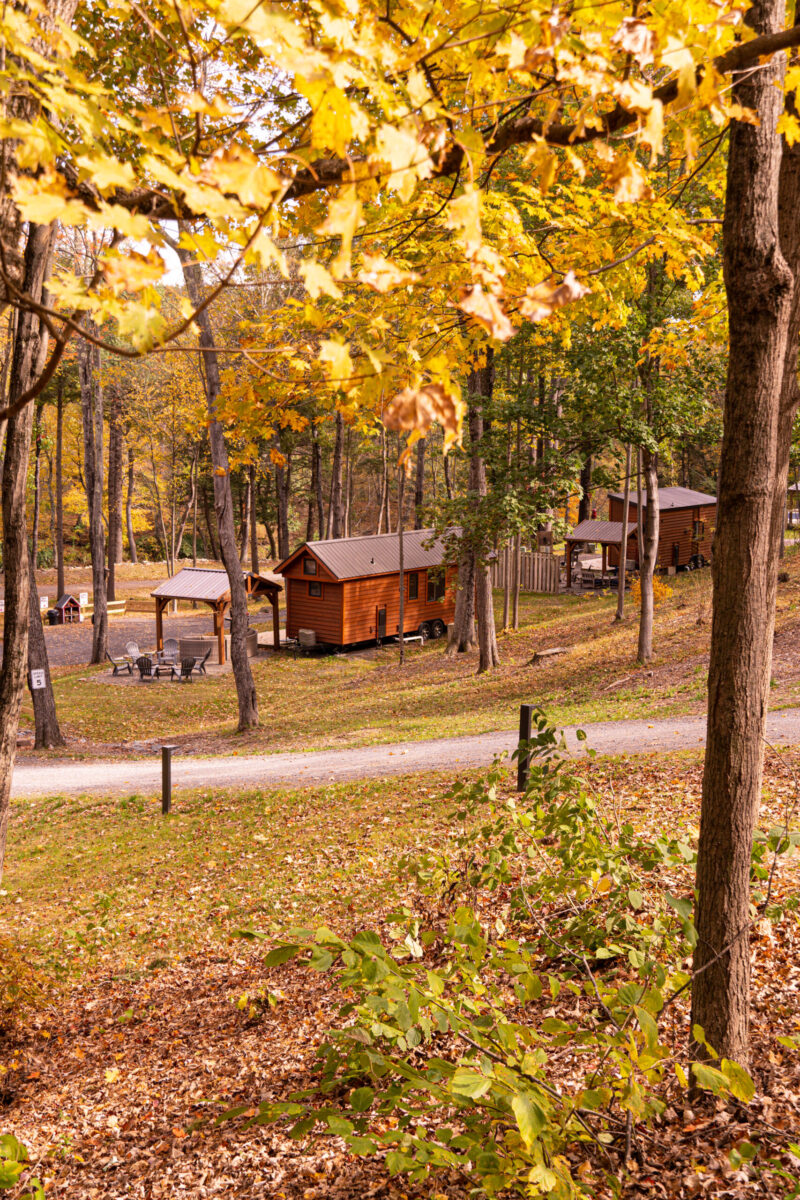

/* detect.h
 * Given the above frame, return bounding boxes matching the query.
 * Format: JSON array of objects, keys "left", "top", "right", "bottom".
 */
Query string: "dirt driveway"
[{"left": 11, "top": 706, "right": 800, "bottom": 796}]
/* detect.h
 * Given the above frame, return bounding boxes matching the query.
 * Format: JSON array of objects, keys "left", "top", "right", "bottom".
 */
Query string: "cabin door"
[{"left": 376, "top": 606, "right": 387, "bottom": 641}]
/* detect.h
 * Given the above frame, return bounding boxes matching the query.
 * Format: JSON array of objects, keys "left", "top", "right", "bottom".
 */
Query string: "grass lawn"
[{"left": 20, "top": 545, "right": 800, "bottom": 759}]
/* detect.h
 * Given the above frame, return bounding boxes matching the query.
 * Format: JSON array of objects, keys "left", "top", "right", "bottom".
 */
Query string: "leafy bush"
[
  {"left": 235, "top": 716, "right": 779, "bottom": 1197},
  {"left": 0, "top": 940, "right": 45, "bottom": 1034},
  {"left": 0, "top": 1134, "right": 43, "bottom": 1197},
  {"left": 629, "top": 574, "right": 673, "bottom": 608}
]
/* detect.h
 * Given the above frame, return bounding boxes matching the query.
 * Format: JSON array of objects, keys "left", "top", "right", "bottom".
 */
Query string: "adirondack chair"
[
  {"left": 135, "top": 655, "right": 155, "bottom": 681},
  {"left": 105, "top": 649, "right": 132, "bottom": 676},
  {"left": 126, "top": 641, "right": 141, "bottom": 662},
  {"left": 173, "top": 657, "right": 196, "bottom": 683},
  {"left": 194, "top": 648, "right": 212, "bottom": 675},
  {"left": 158, "top": 637, "right": 179, "bottom": 665}
]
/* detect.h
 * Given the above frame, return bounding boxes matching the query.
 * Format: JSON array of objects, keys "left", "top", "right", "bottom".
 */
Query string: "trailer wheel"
[
  {"left": 430, "top": 619, "right": 447, "bottom": 640},
  {"left": 418, "top": 622, "right": 430, "bottom": 641}
]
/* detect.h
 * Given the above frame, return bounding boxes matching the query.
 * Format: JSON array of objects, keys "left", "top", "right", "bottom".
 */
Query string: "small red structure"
[
  {"left": 51, "top": 594, "right": 81, "bottom": 624},
  {"left": 277, "top": 530, "right": 457, "bottom": 647},
  {"left": 565, "top": 486, "right": 717, "bottom": 580}
]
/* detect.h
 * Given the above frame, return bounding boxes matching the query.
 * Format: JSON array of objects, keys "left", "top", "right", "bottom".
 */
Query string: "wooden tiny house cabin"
[
  {"left": 277, "top": 530, "right": 457, "bottom": 647},
  {"left": 606, "top": 486, "right": 716, "bottom": 569}
]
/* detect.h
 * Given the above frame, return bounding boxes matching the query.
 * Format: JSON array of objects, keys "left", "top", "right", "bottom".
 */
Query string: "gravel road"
[{"left": 11, "top": 707, "right": 800, "bottom": 797}]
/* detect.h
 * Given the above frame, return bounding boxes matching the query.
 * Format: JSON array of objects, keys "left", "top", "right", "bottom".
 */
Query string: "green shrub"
[{"left": 231, "top": 714, "right": 792, "bottom": 1197}]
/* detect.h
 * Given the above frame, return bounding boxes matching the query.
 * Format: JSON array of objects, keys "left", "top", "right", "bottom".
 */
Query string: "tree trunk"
[
  {"left": 275, "top": 453, "right": 291, "bottom": 560},
  {"left": 414, "top": 436, "right": 426, "bottom": 529},
  {"left": 502, "top": 540, "right": 511, "bottom": 629},
  {"left": 448, "top": 548, "right": 477, "bottom": 654},
  {"left": 377, "top": 424, "right": 388, "bottom": 534},
  {"left": 312, "top": 426, "right": 324, "bottom": 539},
  {"left": 636, "top": 448, "right": 659, "bottom": 664},
  {"left": 578, "top": 453, "right": 592, "bottom": 522},
  {"left": 107, "top": 389, "right": 124, "bottom": 601},
  {"left": 192, "top": 456, "right": 198, "bottom": 565},
  {"left": 512, "top": 531, "right": 521, "bottom": 630},
  {"left": 55, "top": 377, "right": 65, "bottom": 597},
  {"left": 202, "top": 483, "right": 219, "bottom": 560},
  {"left": 398, "top": 465, "right": 405, "bottom": 664},
  {"left": 331, "top": 411, "right": 344, "bottom": 538},
  {"left": 125, "top": 445, "right": 138, "bottom": 563},
  {"left": 26, "top": 549, "right": 64, "bottom": 749},
  {"left": 636, "top": 448, "right": 644, "bottom": 566},
  {"left": 239, "top": 470, "right": 251, "bottom": 563},
  {"left": 250, "top": 464, "right": 260, "bottom": 573},
  {"left": 31, "top": 404, "right": 42, "bottom": 567},
  {"left": 0, "top": 222, "right": 54, "bottom": 883},
  {"left": 78, "top": 333, "right": 107, "bottom": 664},
  {"left": 443, "top": 451, "right": 455, "bottom": 500},
  {"left": 615, "top": 445, "right": 632, "bottom": 621},
  {"left": 177, "top": 245, "right": 258, "bottom": 729},
  {"left": 467, "top": 361, "right": 499, "bottom": 674},
  {"left": 691, "top": 0, "right": 795, "bottom": 1068}
]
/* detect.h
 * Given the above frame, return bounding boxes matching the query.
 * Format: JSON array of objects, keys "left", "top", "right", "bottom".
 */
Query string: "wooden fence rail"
[{"left": 490, "top": 548, "right": 560, "bottom": 594}]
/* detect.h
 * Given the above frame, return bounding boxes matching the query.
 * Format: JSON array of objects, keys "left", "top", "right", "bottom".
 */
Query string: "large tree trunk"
[
  {"left": 78, "top": 335, "right": 107, "bottom": 664},
  {"left": 55, "top": 377, "right": 65, "bottom": 597},
  {"left": 177, "top": 246, "right": 258, "bottom": 730},
  {"left": 0, "top": 223, "right": 54, "bottom": 883},
  {"left": 27, "top": 549, "right": 64, "bottom": 749},
  {"left": 107, "top": 389, "right": 124, "bottom": 601},
  {"left": 691, "top": 0, "right": 794, "bottom": 1068},
  {"left": 414, "top": 437, "right": 426, "bottom": 529},
  {"left": 125, "top": 445, "right": 138, "bottom": 563},
  {"left": 330, "top": 411, "right": 345, "bottom": 538},
  {"left": 636, "top": 449, "right": 659, "bottom": 664},
  {"left": 448, "top": 548, "right": 477, "bottom": 654}
]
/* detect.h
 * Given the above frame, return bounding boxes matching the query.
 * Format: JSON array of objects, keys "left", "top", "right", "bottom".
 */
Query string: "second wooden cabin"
[
  {"left": 277, "top": 529, "right": 457, "bottom": 648},
  {"left": 565, "top": 486, "right": 716, "bottom": 579}
]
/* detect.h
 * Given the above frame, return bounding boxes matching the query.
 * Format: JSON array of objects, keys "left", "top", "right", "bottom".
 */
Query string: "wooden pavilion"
[{"left": 150, "top": 568, "right": 282, "bottom": 664}]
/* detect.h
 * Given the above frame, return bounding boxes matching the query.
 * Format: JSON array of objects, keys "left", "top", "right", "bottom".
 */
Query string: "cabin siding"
[
  {"left": 285, "top": 577, "right": 343, "bottom": 642},
  {"left": 342, "top": 567, "right": 457, "bottom": 643},
  {"left": 607, "top": 497, "right": 715, "bottom": 568}
]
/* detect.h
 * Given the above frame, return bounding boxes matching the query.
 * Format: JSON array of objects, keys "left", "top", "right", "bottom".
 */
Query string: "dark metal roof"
[
  {"left": 607, "top": 486, "right": 716, "bottom": 509},
  {"left": 151, "top": 568, "right": 280, "bottom": 603},
  {"left": 566, "top": 520, "right": 626, "bottom": 544},
  {"left": 54, "top": 594, "right": 79, "bottom": 608},
  {"left": 278, "top": 529, "right": 449, "bottom": 581}
]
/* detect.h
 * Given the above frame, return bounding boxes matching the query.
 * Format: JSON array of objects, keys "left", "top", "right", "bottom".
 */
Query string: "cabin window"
[
  {"left": 693, "top": 520, "right": 705, "bottom": 539},
  {"left": 303, "top": 558, "right": 317, "bottom": 575},
  {"left": 308, "top": 581, "right": 322, "bottom": 598},
  {"left": 408, "top": 572, "right": 418, "bottom": 601},
  {"left": 427, "top": 571, "right": 445, "bottom": 602}
]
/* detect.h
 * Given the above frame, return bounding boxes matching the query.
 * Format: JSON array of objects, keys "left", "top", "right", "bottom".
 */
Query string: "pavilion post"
[
  {"left": 601, "top": 544, "right": 607, "bottom": 576},
  {"left": 565, "top": 541, "right": 572, "bottom": 587},
  {"left": 272, "top": 595, "right": 280, "bottom": 649},
  {"left": 155, "top": 597, "right": 165, "bottom": 651}
]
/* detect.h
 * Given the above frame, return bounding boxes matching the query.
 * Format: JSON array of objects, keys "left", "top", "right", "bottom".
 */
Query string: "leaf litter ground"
[{"left": 1, "top": 749, "right": 799, "bottom": 1199}]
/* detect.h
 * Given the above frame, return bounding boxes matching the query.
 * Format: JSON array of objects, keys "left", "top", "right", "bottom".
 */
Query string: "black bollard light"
[{"left": 161, "top": 744, "right": 178, "bottom": 814}]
